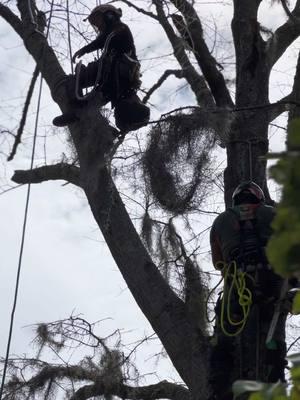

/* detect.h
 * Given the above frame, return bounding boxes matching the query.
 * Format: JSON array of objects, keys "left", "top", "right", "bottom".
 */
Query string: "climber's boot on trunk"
[
  {"left": 52, "top": 75, "right": 84, "bottom": 127},
  {"left": 52, "top": 112, "right": 79, "bottom": 127}
]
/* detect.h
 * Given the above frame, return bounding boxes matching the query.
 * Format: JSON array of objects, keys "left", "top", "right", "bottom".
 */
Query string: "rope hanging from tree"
[
  {"left": 66, "top": 0, "right": 74, "bottom": 74},
  {"left": 0, "top": 2, "right": 55, "bottom": 398}
]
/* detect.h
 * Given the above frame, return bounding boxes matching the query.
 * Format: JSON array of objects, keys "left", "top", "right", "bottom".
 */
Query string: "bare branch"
[
  {"left": 143, "top": 69, "right": 184, "bottom": 103},
  {"left": 28, "top": 364, "right": 95, "bottom": 389},
  {"left": 7, "top": 66, "right": 40, "bottom": 162},
  {"left": 11, "top": 163, "right": 81, "bottom": 187},
  {"left": 119, "top": 0, "right": 158, "bottom": 20},
  {"left": 152, "top": 0, "right": 214, "bottom": 107},
  {"left": 280, "top": 0, "right": 300, "bottom": 24},
  {"left": 267, "top": 93, "right": 292, "bottom": 122},
  {"left": 266, "top": 0, "right": 300, "bottom": 67},
  {"left": 70, "top": 380, "right": 190, "bottom": 400},
  {"left": 169, "top": 0, "right": 233, "bottom": 107}
]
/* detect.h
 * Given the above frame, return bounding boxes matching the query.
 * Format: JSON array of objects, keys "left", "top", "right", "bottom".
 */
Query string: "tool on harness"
[
  {"left": 230, "top": 203, "right": 270, "bottom": 274},
  {"left": 266, "top": 279, "right": 288, "bottom": 348}
]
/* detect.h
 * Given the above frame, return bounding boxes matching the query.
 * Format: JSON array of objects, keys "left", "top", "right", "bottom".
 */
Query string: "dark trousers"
[{"left": 209, "top": 271, "right": 287, "bottom": 400}]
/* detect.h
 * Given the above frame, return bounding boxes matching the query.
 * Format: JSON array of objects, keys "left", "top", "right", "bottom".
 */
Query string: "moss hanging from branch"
[{"left": 143, "top": 110, "right": 227, "bottom": 214}]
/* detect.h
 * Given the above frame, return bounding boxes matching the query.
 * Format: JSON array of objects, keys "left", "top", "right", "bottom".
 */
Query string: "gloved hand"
[{"left": 72, "top": 49, "right": 85, "bottom": 63}]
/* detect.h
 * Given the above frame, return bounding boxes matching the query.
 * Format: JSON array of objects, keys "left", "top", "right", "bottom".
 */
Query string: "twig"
[
  {"left": 142, "top": 69, "right": 184, "bottom": 103},
  {"left": 117, "top": 0, "right": 158, "bottom": 20}
]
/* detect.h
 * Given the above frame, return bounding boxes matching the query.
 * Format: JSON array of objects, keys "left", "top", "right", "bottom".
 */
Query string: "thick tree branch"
[
  {"left": 153, "top": 0, "right": 214, "bottom": 107},
  {"left": 266, "top": 0, "right": 300, "bottom": 67},
  {"left": 78, "top": 161, "right": 210, "bottom": 396},
  {"left": 7, "top": 66, "right": 39, "bottom": 162},
  {"left": 170, "top": 0, "right": 233, "bottom": 107},
  {"left": 0, "top": 2, "right": 24, "bottom": 36},
  {"left": 70, "top": 380, "right": 190, "bottom": 400},
  {"left": 280, "top": 0, "right": 300, "bottom": 23},
  {"left": 11, "top": 163, "right": 81, "bottom": 187},
  {"left": 267, "top": 48, "right": 300, "bottom": 122},
  {"left": 17, "top": 0, "right": 37, "bottom": 27},
  {"left": 288, "top": 49, "right": 300, "bottom": 121},
  {"left": 0, "top": 1, "right": 66, "bottom": 106},
  {"left": 143, "top": 69, "right": 184, "bottom": 103},
  {"left": 7, "top": 363, "right": 189, "bottom": 400},
  {"left": 28, "top": 365, "right": 95, "bottom": 389}
]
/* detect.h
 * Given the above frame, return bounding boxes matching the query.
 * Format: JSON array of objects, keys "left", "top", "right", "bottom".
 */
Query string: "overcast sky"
[{"left": 0, "top": 0, "right": 298, "bottom": 394}]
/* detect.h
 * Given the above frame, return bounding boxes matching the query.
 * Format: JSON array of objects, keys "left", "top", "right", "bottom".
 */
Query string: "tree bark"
[
  {"left": 224, "top": 0, "right": 270, "bottom": 206},
  {"left": 4, "top": 0, "right": 300, "bottom": 398}
]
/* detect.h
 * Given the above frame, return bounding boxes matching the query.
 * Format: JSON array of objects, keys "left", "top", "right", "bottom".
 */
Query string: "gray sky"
[{"left": 0, "top": 0, "right": 299, "bottom": 394}]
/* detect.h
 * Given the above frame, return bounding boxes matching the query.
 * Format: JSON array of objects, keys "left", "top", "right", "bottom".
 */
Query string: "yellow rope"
[{"left": 219, "top": 261, "right": 253, "bottom": 337}]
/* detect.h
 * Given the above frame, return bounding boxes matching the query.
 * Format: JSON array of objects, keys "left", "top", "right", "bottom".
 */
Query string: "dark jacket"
[
  {"left": 79, "top": 21, "right": 137, "bottom": 59},
  {"left": 210, "top": 203, "right": 275, "bottom": 268},
  {"left": 77, "top": 21, "right": 140, "bottom": 104}
]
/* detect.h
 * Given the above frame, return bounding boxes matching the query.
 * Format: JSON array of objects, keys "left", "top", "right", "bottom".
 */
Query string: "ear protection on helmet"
[{"left": 104, "top": 11, "right": 118, "bottom": 23}]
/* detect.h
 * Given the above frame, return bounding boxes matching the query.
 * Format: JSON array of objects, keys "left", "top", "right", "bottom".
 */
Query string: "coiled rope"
[{"left": 217, "top": 261, "right": 253, "bottom": 337}]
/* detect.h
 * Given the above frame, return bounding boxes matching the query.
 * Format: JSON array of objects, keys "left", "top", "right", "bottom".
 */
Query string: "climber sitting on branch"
[{"left": 53, "top": 4, "right": 150, "bottom": 132}]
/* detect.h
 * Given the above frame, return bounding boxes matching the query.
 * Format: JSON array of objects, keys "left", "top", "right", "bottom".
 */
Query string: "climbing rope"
[
  {"left": 229, "top": 138, "right": 269, "bottom": 182},
  {"left": 74, "top": 31, "right": 116, "bottom": 101},
  {"left": 248, "top": 140, "right": 253, "bottom": 181},
  {"left": 0, "top": 2, "right": 54, "bottom": 398},
  {"left": 217, "top": 261, "right": 253, "bottom": 337},
  {"left": 66, "top": 0, "right": 74, "bottom": 74}
]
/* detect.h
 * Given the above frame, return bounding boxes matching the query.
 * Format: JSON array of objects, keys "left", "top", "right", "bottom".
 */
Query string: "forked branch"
[
  {"left": 152, "top": 0, "right": 214, "bottom": 107},
  {"left": 266, "top": 0, "right": 300, "bottom": 67},
  {"left": 143, "top": 69, "right": 184, "bottom": 103}
]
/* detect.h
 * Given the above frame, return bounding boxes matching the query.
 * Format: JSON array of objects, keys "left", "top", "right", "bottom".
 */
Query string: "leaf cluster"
[{"left": 267, "top": 119, "right": 300, "bottom": 287}]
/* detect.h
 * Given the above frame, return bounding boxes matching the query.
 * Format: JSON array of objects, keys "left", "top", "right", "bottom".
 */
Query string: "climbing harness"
[
  {"left": 0, "top": 2, "right": 54, "bottom": 398},
  {"left": 74, "top": 31, "right": 116, "bottom": 101},
  {"left": 218, "top": 261, "right": 253, "bottom": 337},
  {"left": 74, "top": 30, "right": 140, "bottom": 103},
  {"left": 75, "top": 30, "right": 125, "bottom": 102}
]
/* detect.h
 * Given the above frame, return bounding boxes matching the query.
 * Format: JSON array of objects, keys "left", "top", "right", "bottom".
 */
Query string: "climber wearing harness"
[
  {"left": 209, "top": 182, "right": 288, "bottom": 400},
  {"left": 53, "top": 4, "right": 150, "bottom": 132}
]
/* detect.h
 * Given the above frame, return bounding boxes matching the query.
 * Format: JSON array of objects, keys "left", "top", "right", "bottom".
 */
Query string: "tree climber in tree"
[
  {"left": 53, "top": 4, "right": 150, "bottom": 132},
  {"left": 209, "top": 181, "right": 289, "bottom": 400}
]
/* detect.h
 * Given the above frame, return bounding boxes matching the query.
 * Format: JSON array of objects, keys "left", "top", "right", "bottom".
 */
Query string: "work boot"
[
  {"left": 52, "top": 111, "right": 79, "bottom": 127},
  {"left": 53, "top": 74, "right": 83, "bottom": 127}
]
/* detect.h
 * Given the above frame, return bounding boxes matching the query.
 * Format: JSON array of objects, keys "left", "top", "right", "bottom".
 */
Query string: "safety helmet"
[
  {"left": 84, "top": 4, "right": 122, "bottom": 24},
  {"left": 232, "top": 181, "right": 265, "bottom": 206}
]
